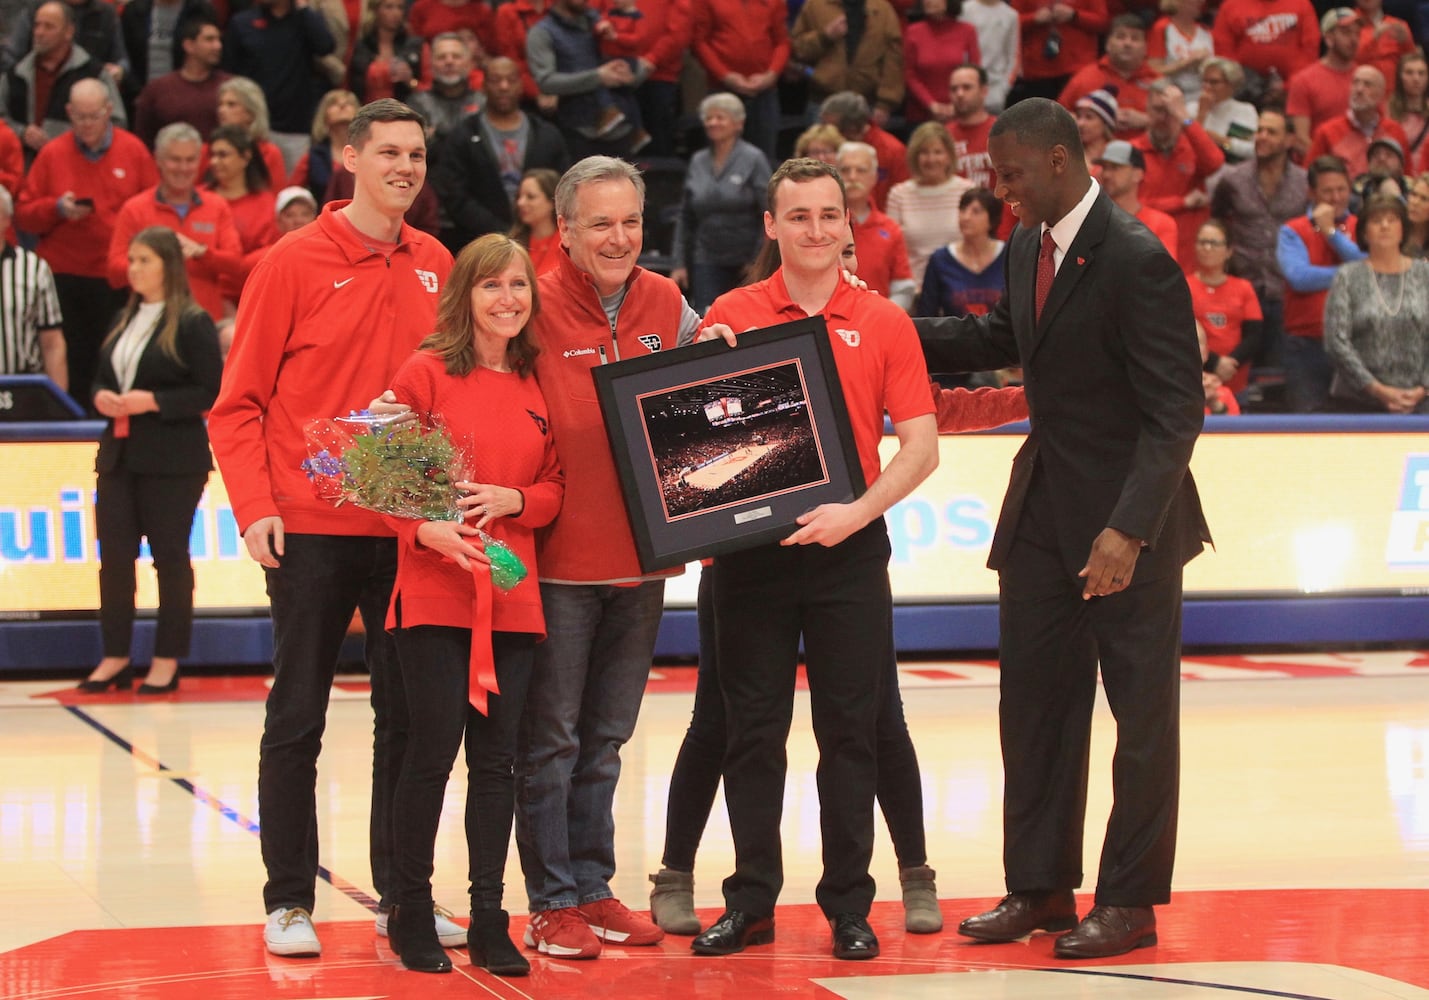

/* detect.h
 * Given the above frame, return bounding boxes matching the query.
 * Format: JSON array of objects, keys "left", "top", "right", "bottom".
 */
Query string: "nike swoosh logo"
[{"left": 333, "top": 277, "right": 354, "bottom": 289}]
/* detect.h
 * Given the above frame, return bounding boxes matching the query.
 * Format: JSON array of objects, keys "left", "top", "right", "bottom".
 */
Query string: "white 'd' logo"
[
  {"left": 834, "top": 327, "right": 861, "bottom": 348},
  {"left": 414, "top": 269, "right": 439, "bottom": 293}
]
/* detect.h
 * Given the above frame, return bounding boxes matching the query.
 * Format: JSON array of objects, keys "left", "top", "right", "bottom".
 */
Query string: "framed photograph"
[{"left": 592, "top": 315, "right": 866, "bottom": 573}]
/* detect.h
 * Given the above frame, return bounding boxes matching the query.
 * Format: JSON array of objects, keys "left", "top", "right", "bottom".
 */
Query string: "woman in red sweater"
[
  {"left": 203, "top": 125, "right": 279, "bottom": 304},
  {"left": 509, "top": 168, "right": 560, "bottom": 276},
  {"left": 383, "top": 234, "right": 563, "bottom": 976}
]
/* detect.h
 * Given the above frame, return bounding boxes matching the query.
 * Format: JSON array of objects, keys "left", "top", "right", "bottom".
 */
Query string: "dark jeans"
[
  {"left": 662, "top": 563, "right": 927, "bottom": 872},
  {"left": 95, "top": 469, "right": 208, "bottom": 658},
  {"left": 54, "top": 274, "right": 125, "bottom": 413},
  {"left": 712, "top": 522, "right": 893, "bottom": 919},
  {"left": 259, "top": 534, "right": 407, "bottom": 915},
  {"left": 1283, "top": 333, "right": 1332, "bottom": 413},
  {"left": 515, "top": 580, "right": 665, "bottom": 911},
  {"left": 391, "top": 625, "right": 535, "bottom": 911},
  {"left": 689, "top": 263, "right": 746, "bottom": 315}
]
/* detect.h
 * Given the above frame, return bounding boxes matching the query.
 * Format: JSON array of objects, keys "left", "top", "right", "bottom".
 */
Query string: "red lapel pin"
[{"left": 1077, "top": 256, "right": 1086, "bottom": 266}]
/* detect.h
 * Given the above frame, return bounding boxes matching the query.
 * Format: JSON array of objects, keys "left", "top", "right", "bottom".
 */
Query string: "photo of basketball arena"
[{"left": 638, "top": 361, "right": 829, "bottom": 520}]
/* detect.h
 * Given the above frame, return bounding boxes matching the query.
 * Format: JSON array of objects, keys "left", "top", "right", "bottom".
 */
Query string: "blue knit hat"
[{"left": 1076, "top": 85, "right": 1120, "bottom": 133}]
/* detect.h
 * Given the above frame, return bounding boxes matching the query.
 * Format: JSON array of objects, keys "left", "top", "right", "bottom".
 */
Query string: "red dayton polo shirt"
[{"left": 702, "top": 270, "right": 933, "bottom": 488}]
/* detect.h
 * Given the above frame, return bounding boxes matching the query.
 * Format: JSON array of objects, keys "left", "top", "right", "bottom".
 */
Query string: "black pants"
[
  {"left": 662, "top": 562, "right": 927, "bottom": 872},
  {"left": 712, "top": 521, "right": 892, "bottom": 919},
  {"left": 259, "top": 534, "right": 408, "bottom": 914},
  {"left": 55, "top": 274, "right": 125, "bottom": 412},
  {"left": 997, "top": 472, "right": 1182, "bottom": 906},
  {"left": 391, "top": 625, "right": 535, "bottom": 911},
  {"left": 95, "top": 468, "right": 208, "bottom": 658}
]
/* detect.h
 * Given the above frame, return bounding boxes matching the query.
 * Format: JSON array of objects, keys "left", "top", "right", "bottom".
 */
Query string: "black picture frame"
[{"left": 591, "top": 315, "right": 866, "bottom": 573}]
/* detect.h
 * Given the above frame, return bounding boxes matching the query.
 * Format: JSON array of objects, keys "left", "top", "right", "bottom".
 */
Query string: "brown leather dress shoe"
[
  {"left": 957, "top": 890, "right": 1078, "bottom": 942},
  {"left": 1053, "top": 905, "right": 1157, "bottom": 959}
]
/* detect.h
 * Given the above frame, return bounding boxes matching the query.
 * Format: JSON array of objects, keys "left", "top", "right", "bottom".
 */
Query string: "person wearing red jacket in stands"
[
  {"left": 409, "top": 0, "right": 496, "bottom": 52},
  {"left": 203, "top": 124, "right": 280, "bottom": 303},
  {"left": 1307, "top": 64, "right": 1410, "bottom": 178},
  {"left": 493, "top": 0, "right": 552, "bottom": 103},
  {"left": 1353, "top": 0, "right": 1414, "bottom": 89},
  {"left": 16, "top": 78, "right": 157, "bottom": 407},
  {"left": 1008, "top": 0, "right": 1109, "bottom": 104},
  {"left": 592, "top": 0, "right": 692, "bottom": 157},
  {"left": 1133, "top": 80, "right": 1224, "bottom": 268},
  {"left": 902, "top": 0, "right": 980, "bottom": 124},
  {"left": 1058, "top": 14, "right": 1161, "bottom": 139},
  {"left": 1096, "top": 140, "right": 1180, "bottom": 265},
  {"left": 109, "top": 122, "right": 244, "bottom": 322},
  {"left": 689, "top": 0, "right": 789, "bottom": 160},
  {"left": 1211, "top": 0, "right": 1319, "bottom": 94}
]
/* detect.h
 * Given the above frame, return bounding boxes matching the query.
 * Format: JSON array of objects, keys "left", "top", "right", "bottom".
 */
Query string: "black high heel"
[
  {"left": 77, "top": 664, "right": 135, "bottom": 693},
  {"left": 137, "top": 668, "right": 181, "bottom": 695}
]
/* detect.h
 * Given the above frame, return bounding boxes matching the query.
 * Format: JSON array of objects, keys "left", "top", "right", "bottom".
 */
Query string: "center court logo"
[{"left": 1385, "top": 455, "right": 1429, "bottom": 567}]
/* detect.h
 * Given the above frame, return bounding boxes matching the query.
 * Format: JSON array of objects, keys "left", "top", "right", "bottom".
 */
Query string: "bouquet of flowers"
[{"left": 301, "top": 410, "right": 527, "bottom": 591}]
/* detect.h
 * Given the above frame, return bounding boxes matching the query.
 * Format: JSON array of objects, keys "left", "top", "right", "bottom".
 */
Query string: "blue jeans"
[
  {"left": 259, "top": 534, "right": 407, "bottom": 914},
  {"left": 514, "top": 580, "right": 666, "bottom": 912}
]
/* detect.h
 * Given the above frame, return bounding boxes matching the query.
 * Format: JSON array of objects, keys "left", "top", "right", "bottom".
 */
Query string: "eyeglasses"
[{"left": 1195, "top": 239, "right": 1227, "bottom": 247}]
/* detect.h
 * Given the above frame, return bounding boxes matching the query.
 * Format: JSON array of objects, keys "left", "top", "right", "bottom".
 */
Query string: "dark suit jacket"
[
  {"left": 916, "top": 190, "right": 1211, "bottom": 582},
  {"left": 431, "top": 110, "right": 570, "bottom": 247},
  {"left": 94, "top": 305, "right": 222, "bottom": 477}
]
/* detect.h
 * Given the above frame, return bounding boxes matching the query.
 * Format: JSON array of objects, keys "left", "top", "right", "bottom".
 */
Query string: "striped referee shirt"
[{"left": 0, "top": 244, "right": 63, "bottom": 377}]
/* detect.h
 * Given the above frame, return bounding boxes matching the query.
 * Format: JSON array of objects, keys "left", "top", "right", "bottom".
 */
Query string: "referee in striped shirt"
[{"left": 0, "top": 189, "right": 65, "bottom": 391}]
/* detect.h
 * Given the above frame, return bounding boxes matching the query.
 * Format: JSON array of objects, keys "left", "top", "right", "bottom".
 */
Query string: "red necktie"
[{"left": 1035, "top": 228, "right": 1056, "bottom": 322}]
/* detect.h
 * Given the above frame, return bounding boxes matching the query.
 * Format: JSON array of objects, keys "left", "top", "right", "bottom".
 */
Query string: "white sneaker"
[
  {"left": 264, "top": 907, "right": 321, "bottom": 957},
  {"left": 375, "top": 903, "right": 466, "bottom": 949}
]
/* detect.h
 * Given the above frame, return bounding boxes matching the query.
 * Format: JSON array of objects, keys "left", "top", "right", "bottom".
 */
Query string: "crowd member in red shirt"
[
  {"left": 1058, "top": 14, "right": 1160, "bottom": 138},
  {"left": 1187, "top": 218, "right": 1262, "bottom": 395},
  {"left": 208, "top": 100, "right": 457, "bottom": 964},
  {"left": 110, "top": 122, "right": 243, "bottom": 322},
  {"left": 408, "top": 0, "right": 496, "bottom": 51},
  {"left": 1211, "top": 0, "right": 1319, "bottom": 92},
  {"left": 947, "top": 64, "right": 996, "bottom": 189},
  {"left": 383, "top": 233, "right": 562, "bottom": 980},
  {"left": 1286, "top": 7, "right": 1359, "bottom": 155},
  {"left": 820, "top": 89, "right": 910, "bottom": 207},
  {"left": 510, "top": 167, "right": 560, "bottom": 274},
  {"left": 204, "top": 77, "right": 289, "bottom": 189},
  {"left": 690, "top": 0, "right": 789, "bottom": 160},
  {"left": 1353, "top": 0, "right": 1414, "bottom": 88},
  {"left": 1095, "top": 140, "right": 1179, "bottom": 263},
  {"left": 16, "top": 78, "right": 157, "bottom": 407},
  {"left": 1307, "top": 64, "right": 1409, "bottom": 176},
  {"left": 202, "top": 124, "right": 279, "bottom": 301},
  {"left": 691, "top": 157, "right": 937, "bottom": 963},
  {"left": 493, "top": 0, "right": 548, "bottom": 101},
  {"left": 902, "top": 0, "right": 980, "bottom": 123},
  {"left": 1275, "top": 154, "right": 1363, "bottom": 411},
  {"left": 1008, "top": 0, "right": 1109, "bottom": 104},
  {"left": 1133, "top": 80, "right": 1224, "bottom": 267},
  {"left": 837, "top": 141, "right": 915, "bottom": 305},
  {"left": 593, "top": 0, "right": 692, "bottom": 158}
]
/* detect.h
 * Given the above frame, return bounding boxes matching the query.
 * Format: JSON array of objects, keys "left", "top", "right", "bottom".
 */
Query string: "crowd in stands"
[
  {"left": 652, "top": 409, "right": 823, "bottom": 517},
  {"left": 2, "top": 0, "right": 1428, "bottom": 414}
]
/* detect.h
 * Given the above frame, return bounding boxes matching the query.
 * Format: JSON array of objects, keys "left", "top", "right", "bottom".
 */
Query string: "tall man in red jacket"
[
  {"left": 690, "top": 0, "right": 788, "bottom": 160},
  {"left": 16, "top": 77, "right": 155, "bottom": 409},
  {"left": 208, "top": 99, "right": 457, "bottom": 960}
]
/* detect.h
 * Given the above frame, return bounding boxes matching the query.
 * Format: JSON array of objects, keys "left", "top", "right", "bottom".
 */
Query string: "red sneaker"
[
  {"left": 578, "top": 897, "right": 665, "bottom": 945},
  {"left": 523, "top": 906, "right": 602, "bottom": 959}
]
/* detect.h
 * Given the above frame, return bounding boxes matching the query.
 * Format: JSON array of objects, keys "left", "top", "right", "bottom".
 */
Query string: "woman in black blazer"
[{"left": 78, "top": 227, "right": 222, "bottom": 695}]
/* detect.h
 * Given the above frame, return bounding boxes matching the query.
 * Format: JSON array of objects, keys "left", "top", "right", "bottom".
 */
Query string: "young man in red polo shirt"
[{"left": 689, "top": 157, "right": 938, "bottom": 962}]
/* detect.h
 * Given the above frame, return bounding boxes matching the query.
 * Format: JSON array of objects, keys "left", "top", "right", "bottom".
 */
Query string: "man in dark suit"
[
  {"left": 430, "top": 55, "right": 569, "bottom": 253},
  {"left": 913, "top": 98, "right": 1211, "bottom": 960}
]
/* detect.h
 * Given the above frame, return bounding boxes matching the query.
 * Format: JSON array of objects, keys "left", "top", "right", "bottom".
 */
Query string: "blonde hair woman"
[{"left": 883, "top": 120, "right": 973, "bottom": 291}]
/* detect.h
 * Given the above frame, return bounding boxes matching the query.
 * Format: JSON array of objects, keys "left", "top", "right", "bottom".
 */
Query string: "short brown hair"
[
  {"left": 766, "top": 157, "right": 846, "bottom": 214},
  {"left": 348, "top": 98, "right": 426, "bottom": 150}
]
